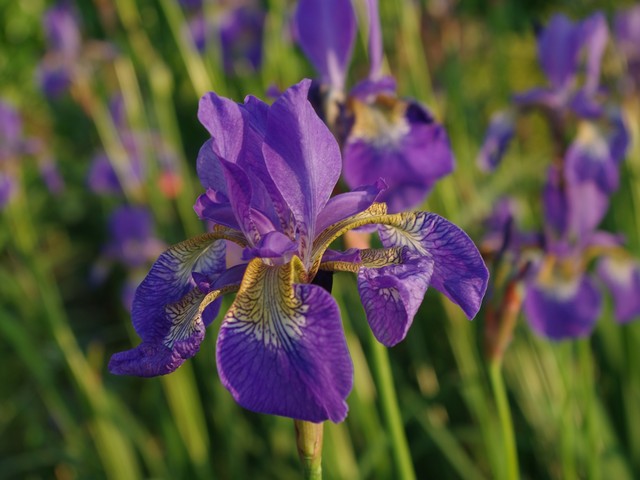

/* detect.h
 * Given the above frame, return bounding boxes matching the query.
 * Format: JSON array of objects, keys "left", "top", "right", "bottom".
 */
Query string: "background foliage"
[{"left": 1, "top": 0, "right": 639, "bottom": 478}]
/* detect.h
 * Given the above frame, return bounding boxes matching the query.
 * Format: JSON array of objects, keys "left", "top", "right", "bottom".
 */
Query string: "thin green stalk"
[
  {"left": 368, "top": 331, "right": 416, "bottom": 480},
  {"left": 442, "top": 302, "right": 500, "bottom": 476},
  {"left": 578, "top": 340, "right": 599, "bottom": 480},
  {"left": 488, "top": 360, "right": 519, "bottom": 480},
  {"left": 559, "top": 345, "right": 577, "bottom": 480},
  {"left": 158, "top": 0, "right": 215, "bottom": 95},
  {"left": 623, "top": 324, "right": 640, "bottom": 472},
  {"left": 295, "top": 420, "right": 323, "bottom": 480},
  {"left": 148, "top": 63, "right": 203, "bottom": 238},
  {"left": 7, "top": 193, "right": 142, "bottom": 480}
]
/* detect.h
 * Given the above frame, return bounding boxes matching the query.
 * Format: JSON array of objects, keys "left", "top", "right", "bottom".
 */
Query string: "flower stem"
[
  {"left": 369, "top": 333, "right": 416, "bottom": 480},
  {"left": 577, "top": 340, "right": 599, "bottom": 480},
  {"left": 488, "top": 360, "right": 519, "bottom": 480},
  {"left": 295, "top": 420, "right": 323, "bottom": 480}
]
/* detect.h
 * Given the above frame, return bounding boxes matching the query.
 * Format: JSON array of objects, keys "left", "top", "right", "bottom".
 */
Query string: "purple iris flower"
[
  {"left": 614, "top": 5, "right": 640, "bottom": 89},
  {"left": 0, "top": 101, "right": 62, "bottom": 207},
  {"left": 522, "top": 150, "right": 634, "bottom": 339},
  {"left": 477, "top": 110, "right": 516, "bottom": 172},
  {"left": 109, "top": 80, "right": 488, "bottom": 423},
  {"left": 597, "top": 256, "right": 640, "bottom": 324},
  {"left": 103, "top": 206, "right": 166, "bottom": 269},
  {"left": 523, "top": 181, "right": 604, "bottom": 340},
  {"left": 514, "top": 12, "right": 608, "bottom": 119},
  {"left": 182, "top": 2, "right": 265, "bottom": 75},
  {"left": 564, "top": 112, "right": 629, "bottom": 196},
  {"left": 0, "top": 173, "right": 15, "bottom": 209},
  {"left": 86, "top": 95, "right": 180, "bottom": 198},
  {"left": 38, "top": 2, "right": 81, "bottom": 97},
  {"left": 219, "top": 6, "right": 265, "bottom": 74},
  {"left": 94, "top": 206, "right": 166, "bottom": 311},
  {"left": 38, "top": 2, "right": 116, "bottom": 98},
  {"left": 293, "top": 0, "right": 454, "bottom": 213}
]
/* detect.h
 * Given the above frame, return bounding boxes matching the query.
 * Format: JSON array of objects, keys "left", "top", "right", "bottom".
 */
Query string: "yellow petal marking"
[{"left": 223, "top": 257, "right": 310, "bottom": 351}]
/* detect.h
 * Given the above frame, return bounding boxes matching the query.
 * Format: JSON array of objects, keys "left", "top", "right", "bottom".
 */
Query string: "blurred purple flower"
[
  {"left": 293, "top": 0, "right": 454, "bottom": 213},
  {"left": 0, "top": 101, "right": 62, "bottom": 206},
  {"left": 39, "top": 2, "right": 116, "bottom": 97},
  {"left": 477, "top": 110, "right": 515, "bottom": 172},
  {"left": 0, "top": 101, "right": 24, "bottom": 162},
  {"left": 522, "top": 155, "right": 633, "bottom": 339},
  {"left": 0, "top": 174, "right": 15, "bottom": 209},
  {"left": 514, "top": 12, "right": 608, "bottom": 119},
  {"left": 39, "top": 2, "right": 80, "bottom": 97},
  {"left": 293, "top": 0, "right": 356, "bottom": 91},
  {"left": 178, "top": 0, "right": 203, "bottom": 10},
  {"left": 219, "top": 6, "right": 265, "bottom": 74},
  {"left": 480, "top": 197, "right": 541, "bottom": 257},
  {"left": 564, "top": 115, "right": 629, "bottom": 196},
  {"left": 598, "top": 256, "right": 640, "bottom": 323},
  {"left": 87, "top": 96, "right": 180, "bottom": 198},
  {"left": 104, "top": 206, "right": 166, "bottom": 269},
  {"left": 343, "top": 93, "right": 454, "bottom": 213},
  {"left": 524, "top": 256, "right": 602, "bottom": 340},
  {"left": 614, "top": 5, "right": 640, "bottom": 88},
  {"left": 43, "top": 2, "right": 81, "bottom": 57},
  {"left": 109, "top": 80, "right": 488, "bottom": 423},
  {"left": 93, "top": 206, "right": 166, "bottom": 311},
  {"left": 182, "top": 2, "right": 265, "bottom": 75}
]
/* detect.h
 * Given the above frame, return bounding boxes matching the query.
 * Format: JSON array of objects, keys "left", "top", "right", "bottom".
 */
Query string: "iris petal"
[
  {"left": 358, "top": 250, "right": 434, "bottom": 346},
  {"left": 524, "top": 274, "right": 601, "bottom": 340},
  {"left": 216, "top": 258, "right": 353, "bottom": 422},
  {"left": 109, "top": 234, "right": 237, "bottom": 377},
  {"left": 263, "top": 79, "right": 342, "bottom": 252},
  {"left": 597, "top": 257, "right": 640, "bottom": 324},
  {"left": 293, "top": 0, "right": 356, "bottom": 90},
  {"left": 378, "top": 212, "right": 489, "bottom": 319}
]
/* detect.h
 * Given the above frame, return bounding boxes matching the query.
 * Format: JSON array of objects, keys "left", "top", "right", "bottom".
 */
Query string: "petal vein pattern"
[
  {"left": 216, "top": 257, "right": 353, "bottom": 422},
  {"left": 378, "top": 212, "right": 489, "bottom": 319}
]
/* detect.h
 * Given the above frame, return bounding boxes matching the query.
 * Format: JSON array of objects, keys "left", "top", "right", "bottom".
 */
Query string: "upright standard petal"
[
  {"left": 538, "top": 14, "right": 582, "bottom": 91},
  {"left": 378, "top": 212, "right": 489, "bottom": 319},
  {"left": 216, "top": 258, "right": 353, "bottom": 422},
  {"left": 293, "top": 0, "right": 356, "bottom": 90},
  {"left": 263, "top": 80, "right": 342, "bottom": 245},
  {"left": 579, "top": 12, "right": 608, "bottom": 95},
  {"left": 109, "top": 234, "right": 231, "bottom": 376},
  {"left": 197, "top": 93, "right": 286, "bottom": 232}
]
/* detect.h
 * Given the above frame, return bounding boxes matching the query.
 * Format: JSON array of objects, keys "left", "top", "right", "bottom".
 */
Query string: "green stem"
[
  {"left": 295, "top": 420, "right": 323, "bottom": 480},
  {"left": 488, "top": 360, "right": 519, "bottom": 480},
  {"left": 578, "top": 340, "right": 599, "bottom": 480},
  {"left": 158, "top": 0, "right": 215, "bottom": 95},
  {"left": 369, "top": 332, "right": 416, "bottom": 480}
]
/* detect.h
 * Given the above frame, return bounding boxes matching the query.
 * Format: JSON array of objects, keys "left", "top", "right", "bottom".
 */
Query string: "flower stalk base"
[{"left": 294, "top": 420, "right": 323, "bottom": 480}]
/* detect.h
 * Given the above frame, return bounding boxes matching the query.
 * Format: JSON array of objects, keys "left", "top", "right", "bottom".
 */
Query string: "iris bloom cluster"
[
  {"left": 87, "top": 96, "right": 182, "bottom": 200},
  {"left": 38, "top": 2, "right": 115, "bottom": 98},
  {"left": 293, "top": 0, "right": 454, "bottom": 213},
  {"left": 180, "top": 0, "right": 265, "bottom": 76},
  {"left": 0, "top": 101, "right": 63, "bottom": 209},
  {"left": 614, "top": 4, "right": 640, "bottom": 93},
  {"left": 110, "top": 80, "right": 488, "bottom": 422},
  {"left": 479, "top": 12, "right": 639, "bottom": 340},
  {"left": 478, "top": 12, "right": 609, "bottom": 171}
]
